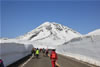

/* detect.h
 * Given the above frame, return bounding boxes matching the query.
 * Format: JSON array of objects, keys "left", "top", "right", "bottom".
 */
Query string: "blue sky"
[{"left": 1, "top": 0, "right": 100, "bottom": 38}]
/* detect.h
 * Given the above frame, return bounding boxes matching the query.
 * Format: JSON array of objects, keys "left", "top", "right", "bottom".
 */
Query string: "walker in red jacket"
[
  {"left": 0, "top": 59, "right": 4, "bottom": 67},
  {"left": 50, "top": 49, "right": 58, "bottom": 67}
]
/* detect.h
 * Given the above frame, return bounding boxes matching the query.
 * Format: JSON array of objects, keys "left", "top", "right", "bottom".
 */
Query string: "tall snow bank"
[
  {"left": 56, "top": 35, "right": 100, "bottom": 66},
  {"left": 88, "top": 29, "right": 100, "bottom": 35},
  {"left": 0, "top": 43, "right": 33, "bottom": 66}
]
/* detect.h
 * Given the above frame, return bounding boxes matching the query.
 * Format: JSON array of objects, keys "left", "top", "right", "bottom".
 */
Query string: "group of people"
[
  {"left": 31, "top": 48, "right": 49, "bottom": 58},
  {"left": 31, "top": 48, "right": 58, "bottom": 67},
  {"left": 42, "top": 48, "right": 49, "bottom": 56},
  {"left": 31, "top": 48, "right": 39, "bottom": 58}
]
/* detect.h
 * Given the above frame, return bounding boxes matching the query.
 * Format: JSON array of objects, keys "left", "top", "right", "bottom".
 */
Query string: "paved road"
[
  {"left": 57, "top": 54, "right": 90, "bottom": 67},
  {"left": 23, "top": 54, "right": 51, "bottom": 67},
  {"left": 21, "top": 53, "right": 98, "bottom": 67},
  {"left": 8, "top": 53, "right": 98, "bottom": 67}
]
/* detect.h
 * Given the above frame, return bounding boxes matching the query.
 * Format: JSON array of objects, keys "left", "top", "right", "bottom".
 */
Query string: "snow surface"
[
  {"left": 0, "top": 42, "right": 33, "bottom": 66},
  {"left": 88, "top": 29, "right": 100, "bottom": 35},
  {"left": 56, "top": 35, "right": 100, "bottom": 66}
]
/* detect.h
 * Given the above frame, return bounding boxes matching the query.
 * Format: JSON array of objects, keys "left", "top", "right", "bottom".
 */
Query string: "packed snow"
[
  {"left": 88, "top": 29, "right": 100, "bottom": 35},
  {"left": 0, "top": 42, "right": 33, "bottom": 66},
  {"left": 56, "top": 35, "right": 100, "bottom": 66}
]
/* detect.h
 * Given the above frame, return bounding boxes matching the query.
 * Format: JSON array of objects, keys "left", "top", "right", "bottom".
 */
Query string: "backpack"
[
  {"left": 51, "top": 53, "right": 56, "bottom": 59},
  {"left": 0, "top": 60, "right": 4, "bottom": 67},
  {"left": 0, "top": 59, "right": 2, "bottom": 64},
  {"left": 42, "top": 49, "right": 45, "bottom": 53}
]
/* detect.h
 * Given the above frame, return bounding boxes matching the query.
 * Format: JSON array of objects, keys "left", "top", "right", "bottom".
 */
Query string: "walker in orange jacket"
[{"left": 50, "top": 49, "right": 57, "bottom": 67}]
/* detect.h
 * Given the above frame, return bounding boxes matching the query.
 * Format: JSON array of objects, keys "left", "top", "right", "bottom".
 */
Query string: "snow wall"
[
  {"left": 56, "top": 35, "right": 100, "bottom": 66},
  {"left": 0, "top": 43, "right": 33, "bottom": 66}
]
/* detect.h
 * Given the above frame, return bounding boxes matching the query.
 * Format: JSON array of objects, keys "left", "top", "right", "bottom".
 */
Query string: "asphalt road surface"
[
  {"left": 8, "top": 53, "right": 99, "bottom": 67},
  {"left": 23, "top": 54, "right": 51, "bottom": 67},
  {"left": 57, "top": 54, "right": 94, "bottom": 67}
]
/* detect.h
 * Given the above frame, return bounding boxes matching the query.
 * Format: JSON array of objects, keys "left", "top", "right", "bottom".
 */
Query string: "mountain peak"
[
  {"left": 40, "top": 21, "right": 62, "bottom": 26},
  {"left": 42, "top": 22, "right": 51, "bottom": 25},
  {"left": 39, "top": 22, "right": 58, "bottom": 26},
  {"left": 17, "top": 21, "right": 81, "bottom": 42},
  {"left": 38, "top": 22, "right": 68, "bottom": 30},
  {"left": 37, "top": 22, "right": 51, "bottom": 29}
]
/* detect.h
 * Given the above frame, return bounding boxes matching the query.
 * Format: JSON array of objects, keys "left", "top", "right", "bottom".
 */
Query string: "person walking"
[
  {"left": 50, "top": 49, "right": 58, "bottom": 67},
  {"left": 42, "top": 48, "right": 45, "bottom": 56},
  {"left": 46, "top": 49, "right": 49, "bottom": 56},
  {"left": 39, "top": 48, "right": 42, "bottom": 53},
  {"left": 32, "top": 48, "right": 36, "bottom": 56},
  {"left": 0, "top": 59, "right": 4, "bottom": 67},
  {"left": 36, "top": 48, "right": 39, "bottom": 58}
]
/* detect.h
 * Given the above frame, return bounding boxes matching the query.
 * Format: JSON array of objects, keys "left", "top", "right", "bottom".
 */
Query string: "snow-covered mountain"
[
  {"left": 17, "top": 22, "right": 81, "bottom": 41},
  {"left": 15, "top": 22, "right": 82, "bottom": 48}
]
